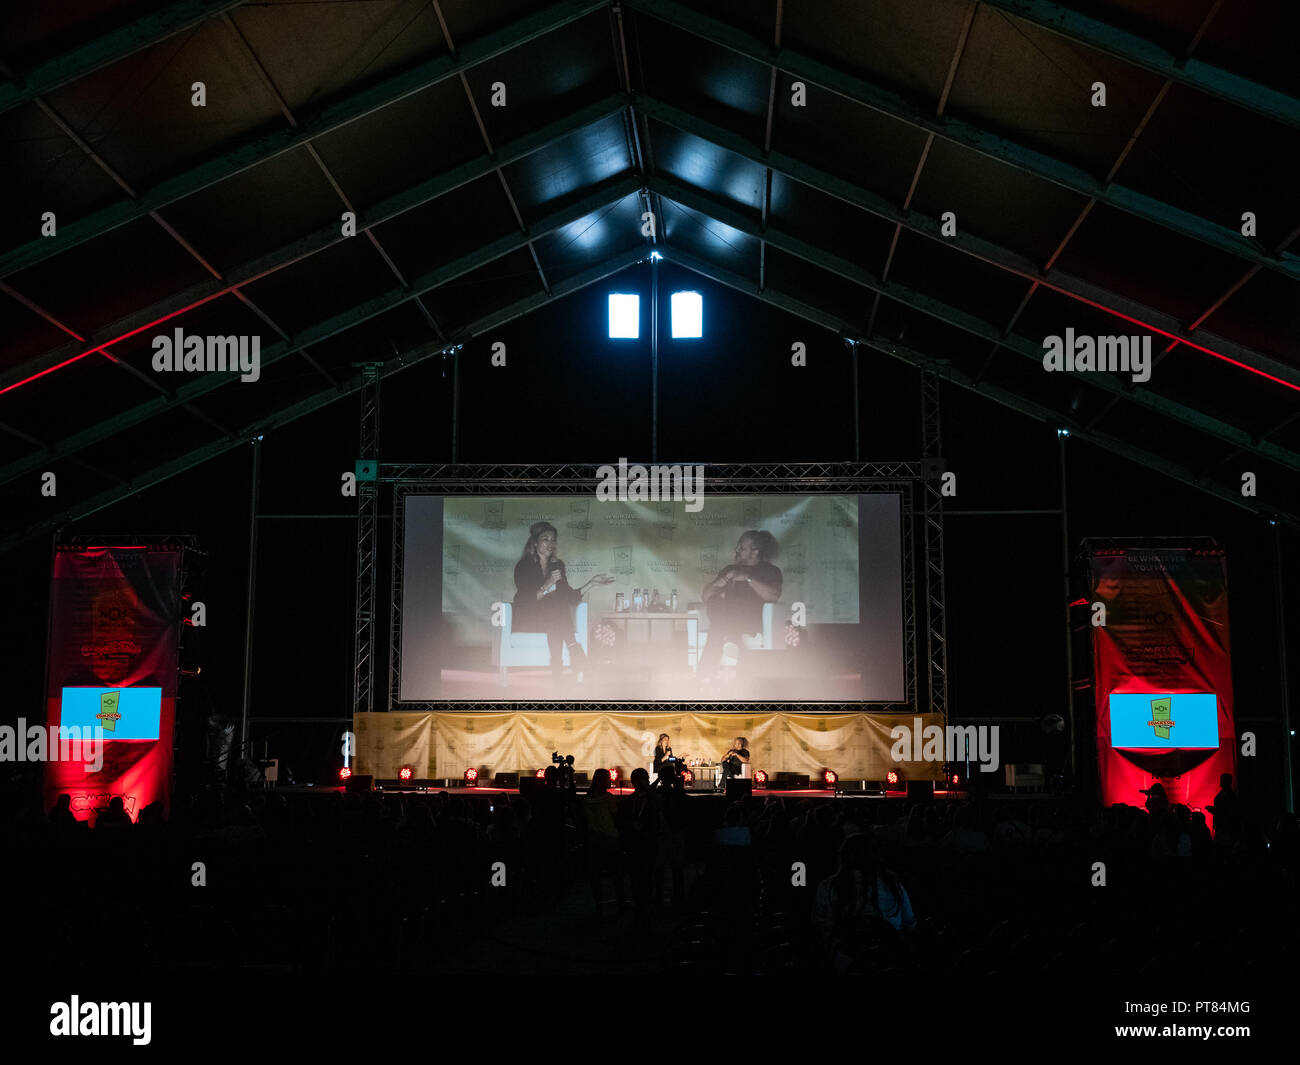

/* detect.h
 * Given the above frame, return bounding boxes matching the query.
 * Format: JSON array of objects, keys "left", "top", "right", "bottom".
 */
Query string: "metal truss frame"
[
  {"left": 920, "top": 369, "right": 949, "bottom": 723},
  {"left": 351, "top": 365, "right": 382, "bottom": 716},
  {"left": 380, "top": 463, "right": 920, "bottom": 714}
]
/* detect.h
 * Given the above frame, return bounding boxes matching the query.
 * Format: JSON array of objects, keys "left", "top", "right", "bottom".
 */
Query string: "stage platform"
[{"left": 283, "top": 784, "right": 1026, "bottom": 802}]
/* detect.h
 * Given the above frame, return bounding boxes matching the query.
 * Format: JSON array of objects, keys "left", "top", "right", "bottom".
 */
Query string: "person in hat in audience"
[{"left": 1140, "top": 782, "right": 1169, "bottom": 819}]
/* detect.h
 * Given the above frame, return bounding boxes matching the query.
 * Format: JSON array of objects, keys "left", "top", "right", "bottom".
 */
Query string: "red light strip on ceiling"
[
  {"left": 1038, "top": 279, "right": 1300, "bottom": 393},
  {"left": 0, "top": 292, "right": 227, "bottom": 398}
]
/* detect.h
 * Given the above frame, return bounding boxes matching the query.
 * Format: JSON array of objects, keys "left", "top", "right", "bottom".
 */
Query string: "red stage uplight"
[
  {"left": 535, "top": 768, "right": 546, "bottom": 778},
  {"left": 753, "top": 769, "right": 768, "bottom": 786},
  {"left": 683, "top": 768, "right": 694, "bottom": 784},
  {"left": 398, "top": 766, "right": 413, "bottom": 782},
  {"left": 339, "top": 767, "right": 353, "bottom": 782},
  {"left": 823, "top": 769, "right": 838, "bottom": 788},
  {"left": 951, "top": 773, "right": 960, "bottom": 786},
  {"left": 464, "top": 767, "right": 479, "bottom": 786},
  {"left": 886, "top": 769, "right": 901, "bottom": 788},
  {"left": 609, "top": 768, "right": 620, "bottom": 784}
]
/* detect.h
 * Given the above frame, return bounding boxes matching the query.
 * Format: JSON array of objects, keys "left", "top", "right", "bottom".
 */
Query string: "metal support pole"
[
  {"left": 1059, "top": 430, "right": 1075, "bottom": 776},
  {"left": 240, "top": 436, "right": 262, "bottom": 752},
  {"left": 1276, "top": 522, "right": 1294, "bottom": 812},
  {"left": 451, "top": 350, "right": 460, "bottom": 464},
  {"left": 852, "top": 341, "right": 860, "bottom": 461},
  {"left": 650, "top": 256, "right": 659, "bottom": 461}
]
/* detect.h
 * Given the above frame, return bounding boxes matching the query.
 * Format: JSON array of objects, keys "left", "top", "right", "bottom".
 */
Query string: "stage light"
[
  {"left": 823, "top": 769, "right": 838, "bottom": 789},
  {"left": 339, "top": 767, "right": 352, "bottom": 782},
  {"left": 682, "top": 768, "right": 694, "bottom": 784},
  {"left": 649, "top": 250, "right": 663, "bottom": 262},
  {"left": 609, "top": 767, "right": 620, "bottom": 785},
  {"left": 398, "top": 766, "right": 413, "bottom": 783},
  {"left": 535, "top": 768, "right": 546, "bottom": 778},
  {"left": 753, "top": 769, "right": 767, "bottom": 789},
  {"left": 608, "top": 293, "right": 639, "bottom": 338},
  {"left": 670, "top": 290, "right": 702, "bottom": 338},
  {"left": 464, "top": 767, "right": 479, "bottom": 787},
  {"left": 886, "top": 769, "right": 903, "bottom": 791}
]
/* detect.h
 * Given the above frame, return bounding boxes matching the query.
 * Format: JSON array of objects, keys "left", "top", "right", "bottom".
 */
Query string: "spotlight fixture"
[
  {"left": 398, "top": 766, "right": 413, "bottom": 783},
  {"left": 823, "top": 769, "right": 838, "bottom": 789},
  {"left": 608, "top": 767, "right": 620, "bottom": 785},
  {"left": 464, "top": 767, "right": 479, "bottom": 787},
  {"left": 885, "top": 769, "right": 903, "bottom": 791},
  {"left": 670, "top": 290, "right": 702, "bottom": 338},
  {"left": 608, "top": 293, "right": 639, "bottom": 339},
  {"left": 339, "top": 767, "right": 352, "bottom": 782},
  {"left": 752, "top": 769, "right": 768, "bottom": 789},
  {"left": 535, "top": 768, "right": 547, "bottom": 779},
  {"left": 682, "top": 768, "right": 694, "bottom": 785}
]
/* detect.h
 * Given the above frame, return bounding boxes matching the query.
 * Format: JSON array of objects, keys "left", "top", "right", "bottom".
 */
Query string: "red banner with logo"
[
  {"left": 1088, "top": 544, "right": 1236, "bottom": 828},
  {"left": 44, "top": 546, "right": 181, "bottom": 823}
]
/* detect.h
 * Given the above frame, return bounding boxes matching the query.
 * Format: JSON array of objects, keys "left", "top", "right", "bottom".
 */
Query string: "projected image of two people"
[
  {"left": 514, "top": 523, "right": 781, "bottom": 693},
  {"left": 400, "top": 493, "right": 905, "bottom": 703}
]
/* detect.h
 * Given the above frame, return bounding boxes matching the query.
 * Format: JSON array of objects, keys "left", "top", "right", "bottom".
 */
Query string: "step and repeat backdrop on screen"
[{"left": 398, "top": 493, "right": 905, "bottom": 703}]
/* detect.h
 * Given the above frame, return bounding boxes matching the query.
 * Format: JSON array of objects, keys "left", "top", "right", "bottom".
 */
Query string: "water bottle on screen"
[
  {"left": 670, "top": 588, "right": 679, "bottom": 611},
  {"left": 633, "top": 588, "right": 643, "bottom": 611},
  {"left": 615, "top": 591, "right": 624, "bottom": 613},
  {"left": 651, "top": 588, "right": 662, "bottom": 610}
]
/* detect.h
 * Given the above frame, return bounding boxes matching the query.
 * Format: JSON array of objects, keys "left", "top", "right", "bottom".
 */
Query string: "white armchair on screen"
[
  {"left": 491, "top": 601, "right": 588, "bottom": 686},
  {"left": 690, "top": 601, "right": 778, "bottom": 668}
]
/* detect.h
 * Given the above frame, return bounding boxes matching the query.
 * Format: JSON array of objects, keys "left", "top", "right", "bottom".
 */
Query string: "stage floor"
[{"left": 304, "top": 784, "right": 978, "bottom": 800}]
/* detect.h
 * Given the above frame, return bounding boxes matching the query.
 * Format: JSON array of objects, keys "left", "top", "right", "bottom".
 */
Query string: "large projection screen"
[{"left": 398, "top": 492, "right": 905, "bottom": 703}]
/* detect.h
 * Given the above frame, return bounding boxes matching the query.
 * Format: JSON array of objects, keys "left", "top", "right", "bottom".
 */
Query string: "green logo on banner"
[
  {"left": 1147, "top": 697, "right": 1174, "bottom": 739},
  {"left": 97, "top": 690, "right": 122, "bottom": 731}
]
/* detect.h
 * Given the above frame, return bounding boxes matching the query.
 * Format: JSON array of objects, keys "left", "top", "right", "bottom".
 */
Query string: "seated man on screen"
[{"left": 697, "top": 530, "right": 782, "bottom": 680}]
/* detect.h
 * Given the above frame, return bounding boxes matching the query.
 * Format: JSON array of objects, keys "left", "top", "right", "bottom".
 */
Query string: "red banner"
[
  {"left": 44, "top": 546, "right": 181, "bottom": 823},
  {"left": 1089, "top": 544, "right": 1236, "bottom": 829}
]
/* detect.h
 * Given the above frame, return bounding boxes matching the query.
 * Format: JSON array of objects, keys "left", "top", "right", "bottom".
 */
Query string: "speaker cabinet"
[{"left": 493, "top": 772, "right": 519, "bottom": 788}]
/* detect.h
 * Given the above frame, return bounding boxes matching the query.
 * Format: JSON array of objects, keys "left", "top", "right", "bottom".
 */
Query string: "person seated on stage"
[
  {"left": 719, "top": 736, "right": 750, "bottom": 783},
  {"left": 653, "top": 733, "right": 673, "bottom": 779},
  {"left": 512, "top": 521, "right": 613, "bottom": 686},
  {"left": 697, "top": 530, "right": 782, "bottom": 680}
]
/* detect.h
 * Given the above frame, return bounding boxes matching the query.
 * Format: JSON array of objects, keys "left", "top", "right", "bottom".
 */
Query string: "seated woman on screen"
[
  {"left": 696, "top": 530, "right": 782, "bottom": 679},
  {"left": 512, "top": 521, "right": 612, "bottom": 684}
]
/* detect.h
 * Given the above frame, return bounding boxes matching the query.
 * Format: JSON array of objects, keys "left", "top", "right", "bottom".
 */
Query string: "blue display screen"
[
  {"left": 60, "top": 687, "right": 162, "bottom": 740},
  {"left": 1108, "top": 692, "right": 1218, "bottom": 749}
]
